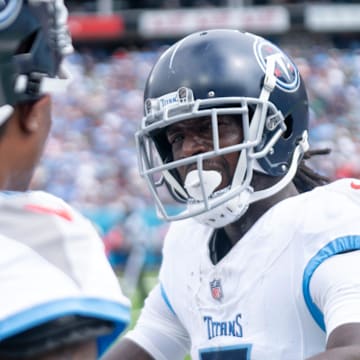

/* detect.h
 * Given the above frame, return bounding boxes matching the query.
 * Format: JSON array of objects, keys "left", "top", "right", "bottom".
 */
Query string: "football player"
[
  {"left": 103, "top": 29, "right": 360, "bottom": 359},
  {"left": 0, "top": 191, "right": 130, "bottom": 360},
  {"left": 0, "top": 1, "right": 130, "bottom": 358}
]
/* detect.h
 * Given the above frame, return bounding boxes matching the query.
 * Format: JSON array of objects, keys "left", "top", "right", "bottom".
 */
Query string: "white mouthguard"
[{"left": 184, "top": 169, "right": 222, "bottom": 201}]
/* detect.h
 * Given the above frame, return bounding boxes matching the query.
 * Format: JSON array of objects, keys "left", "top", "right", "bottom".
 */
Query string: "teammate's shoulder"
[
  {"left": 0, "top": 190, "right": 68, "bottom": 206},
  {"left": 0, "top": 190, "right": 98, "bottom": 245},
  {"left": 0, "top": 190, "right": 83, "bottom": 220}
]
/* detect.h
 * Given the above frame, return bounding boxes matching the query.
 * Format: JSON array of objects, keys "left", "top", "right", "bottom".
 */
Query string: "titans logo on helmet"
[
  {"left": 0, "top": 0, "right": 22, "bottom": 30},
  {"left": 254, "top": 38, "right": 300, "bottom": 93}
]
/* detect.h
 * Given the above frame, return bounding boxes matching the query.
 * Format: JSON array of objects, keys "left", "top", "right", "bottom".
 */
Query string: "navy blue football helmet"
[
  {"left": 136, "top": 29, "right": 309, "bottom": 227},
  {"left": 0, "top": 0, "right": 73, "bottom": 125}
]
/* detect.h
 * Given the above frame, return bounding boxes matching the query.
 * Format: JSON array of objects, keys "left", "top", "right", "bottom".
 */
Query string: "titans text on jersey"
[{"left": 204, "top": 314, "right": 243, "bottom": 340}]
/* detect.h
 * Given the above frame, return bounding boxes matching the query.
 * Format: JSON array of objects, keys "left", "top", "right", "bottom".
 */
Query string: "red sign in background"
[{"left": 68, "top": 15, "right": 124, "bottom": 40}]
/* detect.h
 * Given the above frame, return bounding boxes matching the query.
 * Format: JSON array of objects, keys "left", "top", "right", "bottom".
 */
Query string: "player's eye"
[{"left": 167, "top": 131, "right": 184, "bottom": 145}]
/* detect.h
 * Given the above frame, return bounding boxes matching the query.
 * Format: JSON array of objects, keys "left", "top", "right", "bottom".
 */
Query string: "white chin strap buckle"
[{"left": 184, "top": 170, "right": 222, "bottom": 200}]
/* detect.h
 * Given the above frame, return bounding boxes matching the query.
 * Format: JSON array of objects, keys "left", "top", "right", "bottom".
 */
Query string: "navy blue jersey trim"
[
  {"left": 302, "top": 235, "right": 360, "bottom": 331},
  {"left": 160, "top": 283, "right": 176, "bottom": 316}
]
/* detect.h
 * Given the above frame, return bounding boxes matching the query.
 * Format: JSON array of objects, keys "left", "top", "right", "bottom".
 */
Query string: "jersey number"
[{"left": 199, "top": 344, "right": 252, "bottom": 360}]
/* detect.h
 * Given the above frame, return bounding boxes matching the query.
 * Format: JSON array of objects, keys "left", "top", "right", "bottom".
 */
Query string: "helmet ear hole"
[{"left": 283, "top": 115, "right": 293, "bottom": 139}]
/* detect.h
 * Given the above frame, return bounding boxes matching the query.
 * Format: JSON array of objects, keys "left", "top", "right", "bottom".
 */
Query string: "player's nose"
[{"left": 181, "top": 133, "right": 211, "bottom": 158}]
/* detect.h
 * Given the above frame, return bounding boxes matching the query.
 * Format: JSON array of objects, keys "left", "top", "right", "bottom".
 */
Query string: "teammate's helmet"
[
  {"left": 0, "top": 0, "right": 73, "bottom": 125},
  {"left": 136, "top": 29, "right": 310, "bottom": 227}
]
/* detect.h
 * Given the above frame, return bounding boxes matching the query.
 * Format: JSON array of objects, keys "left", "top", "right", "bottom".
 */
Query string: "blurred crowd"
[
  {"left": 295, "top": 45, "right": 360, "bottom": 180},
  {"left": 30, "top": 42, "right": 360, "bottom": 267}
]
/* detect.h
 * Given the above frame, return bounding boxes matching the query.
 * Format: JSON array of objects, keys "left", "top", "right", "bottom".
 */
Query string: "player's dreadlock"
[{"left": 293, "top": 148, "right": 331, "bottom": 193}]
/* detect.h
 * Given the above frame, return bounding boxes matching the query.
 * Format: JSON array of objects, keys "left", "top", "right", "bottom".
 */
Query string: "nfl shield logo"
[{"left": 210, "top": 279, "right": 223, "bottom": 301}]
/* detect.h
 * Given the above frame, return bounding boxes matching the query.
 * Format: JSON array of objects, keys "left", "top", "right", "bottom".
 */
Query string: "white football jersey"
[
  {"left": 0, "top": 190, "right": 130, "bottom": 356},
  {"left": 131, "top": 179, "right": 360, "bottom": 360}
]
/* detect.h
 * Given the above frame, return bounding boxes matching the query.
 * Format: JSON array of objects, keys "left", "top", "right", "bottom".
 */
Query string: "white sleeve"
[
  {"left": 310, "top": 250, "right": 360, "bottom": 338},
  {"left": 125, "top": 283, "right": 190, "bottom": 360}
]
